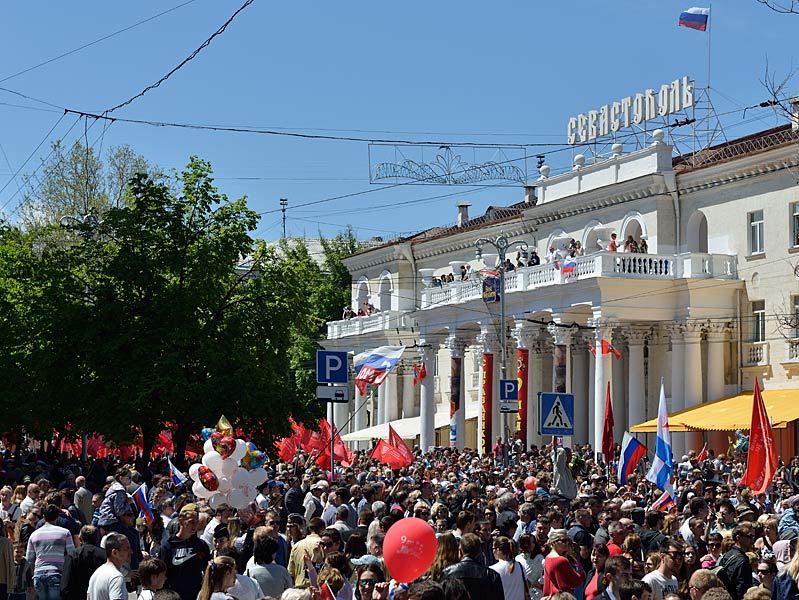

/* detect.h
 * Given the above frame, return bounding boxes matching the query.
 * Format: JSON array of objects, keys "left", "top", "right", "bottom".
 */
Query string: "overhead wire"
[
  {"left": 105, "top": 0, "right": 256, "bottom": 114},
  {"left": 0, "top": 0, "right": 200, "bottom": 84}
]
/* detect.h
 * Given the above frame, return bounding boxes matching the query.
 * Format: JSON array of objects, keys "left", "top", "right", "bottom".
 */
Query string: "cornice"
[{"left": 676, "top": 143, "right": 799, "bottom": 195}]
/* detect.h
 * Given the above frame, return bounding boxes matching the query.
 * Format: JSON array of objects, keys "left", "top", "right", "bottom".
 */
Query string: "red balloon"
[
  {"left": 383, "top": 517, "right": 437, "bottom": 583},
  {"left": 524, "top": 475, "right": 537, "bottom": 491}
]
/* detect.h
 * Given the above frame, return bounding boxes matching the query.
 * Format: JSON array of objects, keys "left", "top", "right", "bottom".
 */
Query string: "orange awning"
[{"left": 629, "top": 389, "right": 799, "bottom": 432}]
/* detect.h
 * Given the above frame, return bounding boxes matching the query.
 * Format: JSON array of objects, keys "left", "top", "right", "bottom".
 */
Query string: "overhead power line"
[
  {"left": 106, "top": 0, "right": 256, "bottom": 113},
  {"left": 0, "top": 0, "right": 199, "bottom": 84}
]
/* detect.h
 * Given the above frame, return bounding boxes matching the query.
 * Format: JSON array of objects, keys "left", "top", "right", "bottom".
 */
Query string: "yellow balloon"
[{"left": 216, "top": 415, "right": 233, "bottom": 436}]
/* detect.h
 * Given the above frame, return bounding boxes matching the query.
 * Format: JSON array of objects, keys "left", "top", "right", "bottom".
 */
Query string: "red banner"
[
  {"left": 516, "top": 348, "right": 529, "bottom": 447},
  {"left": 481, "top": 353, "right": 494, "bottom": 455}
]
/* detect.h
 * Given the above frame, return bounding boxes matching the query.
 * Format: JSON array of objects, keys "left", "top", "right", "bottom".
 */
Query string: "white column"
[
  {"left": 402, "top": 365, "right": 415, "bottom": 419},
  {"left": 377, "top": 382, "right": 387, "bottom": 425},
  {"left": 683, "top": 320, "right": 705, "bottom": 454},
  {"left": 593, "top": 320, "right": 613, "bottom": 460},
  {"left": 612, "top": 337, "right": 625, "bottom": 441},
  {"left": 385, "top": 371, "right": 399, "bottom": 423},
  {"left": 418, "top": 342, "right": 435, "bottom": 452},
  {"left": 669, "top": 324, "right": 686, "bottom": 460},
  {"left": 571, "top": 334, "right": 589, "bottom": 446},
  {"left": 706, "top": 325, "right": 730, "bottom": 452},
  {"left": 352, "top": 390, "right": 369, "bottom": 451},
  {"left": 627, "top": 329, "right": 648, "bottom": 432},
  {"left": 588, "top": 346, "right": 596, "bottom": 447},
  {"left": 333, "top": 400, "right": 348, "bottom": 438}
]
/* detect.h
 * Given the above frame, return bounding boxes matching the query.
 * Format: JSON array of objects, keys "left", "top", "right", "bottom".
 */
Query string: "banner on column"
[
  {"left": 450, "top": 357, "right": 462, "bottom": 448},
  {"left": 481, "top": 353, "right": 494, "bottom": 455},
  {"left": 516, "top": 349, "right": 529, "bottom": 445}
]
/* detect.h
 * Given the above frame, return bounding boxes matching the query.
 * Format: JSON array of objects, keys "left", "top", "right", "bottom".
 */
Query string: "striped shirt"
[{"left": 25, "top": 523, "right": 75, "bottom": 574}]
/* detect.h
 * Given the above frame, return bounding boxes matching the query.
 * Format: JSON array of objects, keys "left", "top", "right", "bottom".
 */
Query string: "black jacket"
[
  {"left": 157, "top": 534, "right": 210, "bottom": 600},
  {"left": 718, "top": 546, "right": 753, "bottom": 600},
  {"left": 441, "top": 557, "right": 505, "bottom": 600},
  {"left": 61, "top": 544, "right": 106, "bottom": 600}
]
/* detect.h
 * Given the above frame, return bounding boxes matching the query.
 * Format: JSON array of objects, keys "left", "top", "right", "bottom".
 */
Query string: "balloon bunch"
[{"left": 188, "top": 415, "right": 268, "bottom": 509}]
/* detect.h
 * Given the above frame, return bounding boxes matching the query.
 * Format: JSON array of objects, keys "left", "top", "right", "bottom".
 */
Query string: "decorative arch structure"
[
  {"left": 377, "top": 271, "right": 393, "bottom": 312},
  {"left": 686, "top": 210, "right": 709, "bottom": 253},
  {"left": 354, "top": 276, "right": 370, "bottom": 311},
  {"left": 619, "top": 211, "right": 648, "bottom": 247}
]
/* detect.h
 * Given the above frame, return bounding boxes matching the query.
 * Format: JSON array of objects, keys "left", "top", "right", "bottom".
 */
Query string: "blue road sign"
[
  {"left": 316, "top": 350, "right": 349, "bottom": 384},
  {"left": 540, "top": 393, "right": 575, "bottom": 436},
  {"left": 500, "top": 379, "right": 519, "bottom": 413}
]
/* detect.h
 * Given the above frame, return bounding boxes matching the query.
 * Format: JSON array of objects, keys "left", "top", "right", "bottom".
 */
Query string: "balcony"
[
  {"left": 326, "top": 310, "right": 405, "bottom": 339},
  {"left": 419, "top": 251, "right": 738, "bottom": 309},
  {"left": 743, "top": 341, "right": 770, "bottom": 367}
]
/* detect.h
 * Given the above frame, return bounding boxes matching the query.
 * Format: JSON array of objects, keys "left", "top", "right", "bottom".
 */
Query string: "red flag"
[
  {"left": 388, "top": 424, "right": 414, "bottom": 467},
  {"left": 601, "top": 381, "right": 614, "bottom": 464},
  {"left": 413, "top": 362, "right": 427, "bottom": 385},
  {"left": 601, "top": 339, "right": 621, "bottom": 359},
  {"left": 739, "top": 378, "right": 777, "bottom": 494},
  {"left": 696, "top": 442, "right": 708, "bottom": 463},
  {"left": 371, "top": 439, "right": 409, "bottom": 470},
  {"left": 321, "top": 584, "right": 336, "bottom": 600},
  {"left": 276, "top": 435, "right": 299, "bottom": 462}
]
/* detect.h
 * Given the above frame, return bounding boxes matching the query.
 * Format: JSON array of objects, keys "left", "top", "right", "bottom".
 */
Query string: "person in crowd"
[
  {"left": 86, "top": 532, "right": 130, "bottom": 600},
  {"left": 490, "top": 536, "right": 526, "bottom": 600},
  {"left": 715, "top": 524, "right": 754, "bottom": 600},
  {"left": 137, "top": 557, "right": 168, "bottom": 600},
  {"left": 197, "top": 556, "right": 237, "bottom": 600},
  {"left": 157, "top": 504, "right": 209, "bottom": 600},
  {"left": 642, "top": 539, "right": 682, "bottom": 600},
  {"left": 61, "top": 525, "right": 106, "bottom": 600},
  {"left": 355, "top": 564, "right": 385, "bottom": 600},
  {"left": 25, "top": 504, "right": 75, "bottom": 600},
  {"left": 542, "top": 529, "right": 583, "bottom": 597},
  {"left": 424, "top": 532, "right": 458, "bottom": 581},
  {"left": 595, "top": 555, "right": 632, "bottom": 600},
  {"left": 245, "top": 536, "right": 293, "bottom": 598},
  {"left": 584, "top": 543, "right": 610, "bottom": 600},
  {"left": 440, "top": 533, "right": 504, "bottom": 600}
]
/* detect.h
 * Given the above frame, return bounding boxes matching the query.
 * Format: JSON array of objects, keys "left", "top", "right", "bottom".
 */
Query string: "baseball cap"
[{"left": 351, "top": 555, "right": 380, "bottom": 567}]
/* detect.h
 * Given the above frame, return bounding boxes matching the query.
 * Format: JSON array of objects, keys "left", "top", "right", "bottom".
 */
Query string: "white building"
[{"left": 325, "top": 120, "right": 799, "bottom": 460}]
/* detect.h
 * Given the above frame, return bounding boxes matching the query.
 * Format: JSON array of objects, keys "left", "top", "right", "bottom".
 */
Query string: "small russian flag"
[
  {"left": 562, "top": 257, "right": 577, "bottom": 275},
  {"left": 679, "top": 7, "right": 709, "bottom": 31},
  {"left": 168, "top": 458, "right": 188, "bottom": 486},
  {"left": 651, "top": 490, "right": 676, "bottom": 512},
  {"left": 618, "top": 432, "right": 647, "bottom": 485},
  {"left": 131, "top": 483, "right": 154, "bottom": 525}
]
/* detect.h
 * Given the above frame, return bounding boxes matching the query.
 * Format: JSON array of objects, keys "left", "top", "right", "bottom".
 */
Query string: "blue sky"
[{"left": 0, "top": 1, "right": 796, "bottom": 241}]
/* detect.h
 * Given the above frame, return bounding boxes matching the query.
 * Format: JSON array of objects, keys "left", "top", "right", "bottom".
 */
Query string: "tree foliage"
[{"left": 0, "top": 157, "right": 342, "bottom": 458}]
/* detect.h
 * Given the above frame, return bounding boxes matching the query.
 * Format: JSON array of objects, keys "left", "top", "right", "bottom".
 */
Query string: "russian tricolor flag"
[
  {"left": 679, "top": 7, "right": 709, "bottom": 31},
  {"left": 353, "top": 346, "right": 405, "bottom": 395},
  {"left": 618, "top": 432, "right": 647, "bottom": 485},
  {"left": 562, "top": 257, "right": 577, "bottom": 275},
  {"left": 651, "top": 490, "right": 676, "bottom": 512},
  {"left": 168, "top": 458, "right": 188, "bottom": 486},
  {"left": 131, "top": 483, "right": 154, "bottom": 525}
]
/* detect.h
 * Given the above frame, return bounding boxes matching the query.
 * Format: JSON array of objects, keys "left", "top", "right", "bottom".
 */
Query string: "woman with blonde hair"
[
  {"left": 197, "top": 556, "right": 238, "bottom": 600},
  {"left": 661, "top": 514, "right": 678, "bottom": 537},
  {"left": 424, "top": 532, "right": 459, "bottom": 581},
  {"left": 491, "top": 536, "right": 527, "bottom": 600}
]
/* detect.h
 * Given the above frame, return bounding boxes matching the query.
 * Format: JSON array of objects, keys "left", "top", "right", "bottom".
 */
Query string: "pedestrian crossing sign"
[{"left": 540, "top": 393, "right": 574, "bottom": 436}]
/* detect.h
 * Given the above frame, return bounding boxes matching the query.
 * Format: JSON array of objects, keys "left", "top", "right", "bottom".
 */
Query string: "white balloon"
[
  {"left": 208, "top": 493, "right": 226, "bottom": 509},
  {"left": 188, "top": 463, "right": 202, "bottom": 481},
  {"left": 231, "top": 439, "right": 247, "bottom": 462},
  {"left": 192, "top": 480, "right": 210, "bottom": 499},
  {"left": 203, "top": 450, "right": 224, "bottom": 473},
  {"left": 219, "top": 458, "right": 238, "bottom": 477},
  {"left": 203, "top": 439, "right": 214, "bottom": 454},
  {"left": 217, "top": 476, "right": 232, "bottom": 494},
  {"left": 249, "top": 468, "right": 268, "bottom": 487},
  {"left": 227, "top": 489, "right": 249, "bottom": 509},
  {"left": 232, "top": 467, "right": 249, "bottom": 488}
]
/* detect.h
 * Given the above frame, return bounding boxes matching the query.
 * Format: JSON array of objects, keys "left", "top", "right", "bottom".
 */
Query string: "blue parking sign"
[{"left": 316, "top": 350, "right": 348, "bottom": 384}]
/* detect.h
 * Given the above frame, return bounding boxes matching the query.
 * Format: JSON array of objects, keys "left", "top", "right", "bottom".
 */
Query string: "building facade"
[{"left": 325, "top": 123, "right": 799, "bottom": 460}]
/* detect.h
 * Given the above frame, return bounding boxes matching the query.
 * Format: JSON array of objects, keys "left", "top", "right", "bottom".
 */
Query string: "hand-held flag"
[
  {"left": 739, "top": 378, "right": 777, "bottom": 494},
  {"left": 646, "top": 378, "right": 674, "bottom": 498},
  {"left": 354, "top": 346, "right": 405, "bottom": 395}
]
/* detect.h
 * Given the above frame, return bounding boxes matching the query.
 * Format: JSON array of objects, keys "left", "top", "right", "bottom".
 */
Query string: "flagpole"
[{"left": 706, "top": 3, "right": 712, "bottom": 89}]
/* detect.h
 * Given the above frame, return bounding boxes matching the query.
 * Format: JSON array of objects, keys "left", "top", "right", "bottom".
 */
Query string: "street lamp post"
[{"left": 475, "top": 234, "right": 529, "bottom": 441}]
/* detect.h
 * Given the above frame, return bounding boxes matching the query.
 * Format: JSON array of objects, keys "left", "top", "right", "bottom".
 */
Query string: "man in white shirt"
[
  {"left": 87, "top": 533, "right": 130, "bottom": 600},
  {"left": 19, "top": 484, "right": 41, "bottom": 515},
  {"left": 642, "top": 539, "right": 682, "bottom": 600},
  {"left": 201, "top": 504, "right": 233, "bottom": 547}
]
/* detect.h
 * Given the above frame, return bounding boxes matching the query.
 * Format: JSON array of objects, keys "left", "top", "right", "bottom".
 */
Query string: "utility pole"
[{"left": 280, "top": 198, "right": 288, "bottom": 238}]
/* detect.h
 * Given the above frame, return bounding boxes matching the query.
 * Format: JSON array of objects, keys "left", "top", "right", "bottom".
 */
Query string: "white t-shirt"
[
  {"left": 642, "top": 570, "right": 679, "bottom": 600},
  {"left": 490, "top": 559, "right": 527, "bottom": 600},
  {"left": 228, "top": 574, "right": 263, "bottom": 600},
  {"left": 87, "top": 563, "right": 126, "bottom": 600}
]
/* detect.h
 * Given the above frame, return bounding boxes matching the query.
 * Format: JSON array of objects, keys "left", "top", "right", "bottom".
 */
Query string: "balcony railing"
[
  {"left": 785, "top": 339, "right": 799, "bottom": 362},
  {"left": 326, "top": 310, "right": 404, "bottom": 339},
  {"left": 743, "top": 341, "right": 770, "bottom": 367},
  {"left": 420, "top": 251, "right": 738, "bottom": 309}
]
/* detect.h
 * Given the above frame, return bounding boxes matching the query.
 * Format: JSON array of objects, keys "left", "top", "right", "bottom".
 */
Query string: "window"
[
  {"left": 749, "top": 210, "right": 764, "bottom": 255},
  {"left": 792, "top": 202, "right": 799, "bottom": 247},
  {"left": 752, "top": 300, "right": 766, "bottom": 343},
  {"left": 794, "top": 295, "right": 799, "bottom": 339}
]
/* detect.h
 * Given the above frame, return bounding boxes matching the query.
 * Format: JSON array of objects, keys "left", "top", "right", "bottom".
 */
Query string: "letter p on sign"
[{"left": 317, "top": 350, "right": 348, "bottom": 384}]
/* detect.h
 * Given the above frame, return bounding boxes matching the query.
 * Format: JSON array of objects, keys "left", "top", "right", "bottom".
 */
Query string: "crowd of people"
[{"left": 1, "top": 440, "right": 798, "bottom": 600}]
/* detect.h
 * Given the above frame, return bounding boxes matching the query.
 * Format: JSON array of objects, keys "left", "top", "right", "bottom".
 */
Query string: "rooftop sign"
[{"left": 567, "top": 76, "right": 694, "bottom": 145}]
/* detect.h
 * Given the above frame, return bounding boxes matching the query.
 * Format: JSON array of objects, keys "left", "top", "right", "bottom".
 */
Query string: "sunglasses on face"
[
  {"left": 708, "top": 543, "right": 720, "bottom": 548},
  {"left": 359, "top": 580, "right": 377, "bottom": 587},
  {"left": 758, "top": 569, "right": 776, "bottom": 575},
  {"left": 320, "top": 541, "right": 335, "bottom": 548}
]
